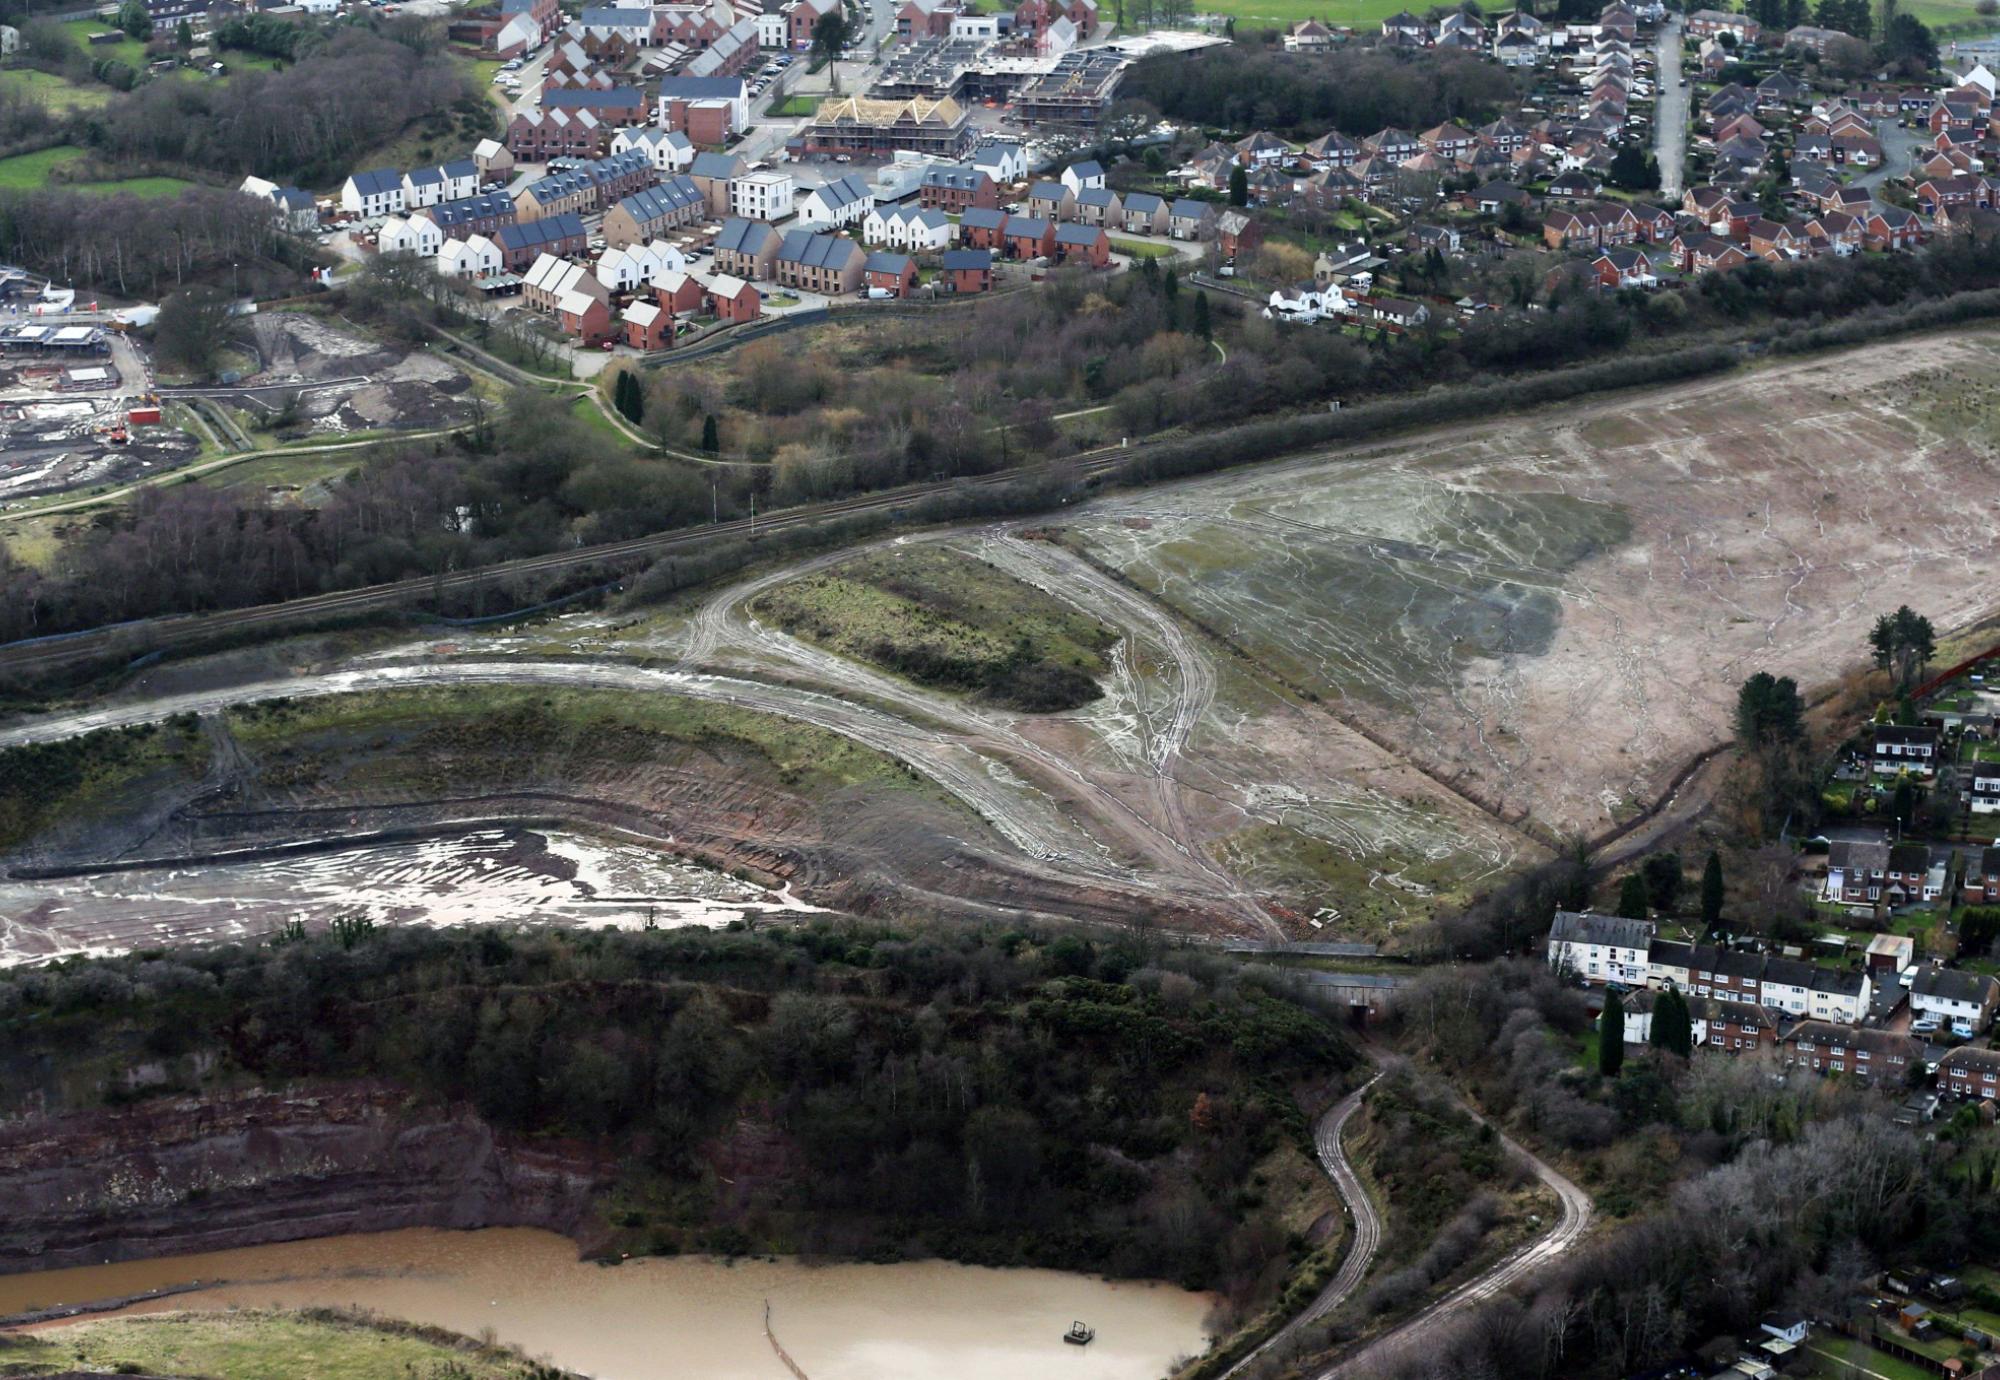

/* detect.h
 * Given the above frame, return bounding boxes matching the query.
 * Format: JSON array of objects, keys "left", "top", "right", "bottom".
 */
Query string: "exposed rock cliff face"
[{"left": 0, "top": 1084, "right": 606, "bottom": 1278}]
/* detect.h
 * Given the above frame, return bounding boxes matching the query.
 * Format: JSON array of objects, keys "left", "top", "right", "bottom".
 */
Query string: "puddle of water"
[{"left": 0, "top": 827, "right": 819, "bottom": 968}]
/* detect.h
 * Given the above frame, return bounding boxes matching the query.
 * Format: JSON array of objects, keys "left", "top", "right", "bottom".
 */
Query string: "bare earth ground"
[
  {"left": 1060, "top": 335, "right": 2000, "bottom": 845},
  {"left": 2, "top": 332, "right": 1998, "bottom": 953}
]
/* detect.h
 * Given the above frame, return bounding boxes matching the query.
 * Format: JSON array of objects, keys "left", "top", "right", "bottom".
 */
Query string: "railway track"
[{"left": 0, "top": 451, "right": 1131, "bottom": 676}]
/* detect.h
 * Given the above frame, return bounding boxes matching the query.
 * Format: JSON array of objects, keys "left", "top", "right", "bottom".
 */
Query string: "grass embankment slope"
[
  {"left": 0, "top": 718, "right": 205, "bottom": 852},
  {"left": 750, "top": 544, "right": 1119, "bottom": 712},
  {"left": 0, "top": 1307, "right": 567, "bottom": 1380},
  {"left": 222, "top": 685, "right": 926, "bottom": 799}
]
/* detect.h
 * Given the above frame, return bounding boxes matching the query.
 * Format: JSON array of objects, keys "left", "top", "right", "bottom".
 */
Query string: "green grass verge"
[
  {"left": 1109, "top": 236, "right": 1179, "bottom": 260},
  {"left": 771, "top": 93, "right": 818, "bottom": 116},
  {"left": 747, "top": 543, "right": 1117, "bottom": 713},
  {"left": 0, "top": 1307, "right": 566, "bottom": 1380}
]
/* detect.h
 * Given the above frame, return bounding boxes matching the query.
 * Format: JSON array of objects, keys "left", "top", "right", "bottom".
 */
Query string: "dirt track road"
[
  {"left": 1222, "top": 1075, "right": 1384, "bottom": 1380},
  {"left": 1314, "top": 1112, "right": 1592, "bottom": 1380},
  {"left": 0, "top": 656, "right": 1269, "bottom": 931}
]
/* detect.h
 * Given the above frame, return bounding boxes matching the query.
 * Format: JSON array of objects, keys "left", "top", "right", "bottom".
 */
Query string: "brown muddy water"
[{"left": 0, "top": 1228, "right": 1217, "bottom": 1379}]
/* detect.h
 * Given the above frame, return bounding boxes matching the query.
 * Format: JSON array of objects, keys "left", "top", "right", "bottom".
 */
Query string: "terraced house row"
[{"left": 1547, "top": 911, "right": 1999, "bottom": 1033}]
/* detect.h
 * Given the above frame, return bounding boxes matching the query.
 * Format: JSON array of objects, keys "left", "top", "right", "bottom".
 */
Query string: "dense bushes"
[
  {"left": 1120, "top": 46, "right": 1520, "bottom": 135},
  {"left": 0, "top": 921, "right": 1357, "bottom": 1299},
  {"left": 78, "top": 27, "right": 477, "bottom": 184}
]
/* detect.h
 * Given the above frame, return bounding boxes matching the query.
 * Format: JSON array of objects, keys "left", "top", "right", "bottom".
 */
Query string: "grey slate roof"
[
  {"left": 714, "top": 217, "right": 780, "bottom": 254},
  {"left": 615, "top": 177, "right": 703, "bottom": 223},
  {"left": 348, "top": 168, "right": 401, "bottom": 197},
  {"left": 1913, "top": 966, "right": 1997, "bottom": 1005},
  {"left": 1549, "top": 911, "right": 1655, "bottom": 950},
  {"left": 496, "top": 212, "right": 586, "bottom": 251},
  {"left": 778, "top": 230, "right": 862, "bottom": 268},
  {"left": 690, "top": 151, "right": 744, "bottom": 180}
]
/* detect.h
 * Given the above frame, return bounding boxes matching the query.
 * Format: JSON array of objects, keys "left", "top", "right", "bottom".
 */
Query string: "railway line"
[{"left": 0, "top": 451, "right": 1130, "bottom": 676}]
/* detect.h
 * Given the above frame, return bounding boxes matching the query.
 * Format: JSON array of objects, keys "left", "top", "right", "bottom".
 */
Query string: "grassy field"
[
  {"left": 81, "top": 173, "right": 197, "bottom": 197},
  {"left": 60, "top": 18, "right": 148, "bottom": 66},
  {"left": 1110, "top": 236, "right": 1180, "bottom": 260},
  {"left": 0, "top": 144, "right": 193, "bottom": 196},
  {"left": 1802, "top": 1337, "right": 1950, "bottom": 1380},
  {"left": 771, "top": 93, "right": 818, "bottom": 116},
  {"left": 0, "top": 1307, "right": 568, "bottom": 1380},
  {"left": 0, "top": 67, "right": 111, "bottom": 110},
  {"left": 748, "top": 543, "right": 1118, "bottom": 712},
  {"left": 1164, "top": 0, "right": 1408, "bottom": 30},
  {"left": 0, "top": 144, "right": 85, "bottom": 189}
]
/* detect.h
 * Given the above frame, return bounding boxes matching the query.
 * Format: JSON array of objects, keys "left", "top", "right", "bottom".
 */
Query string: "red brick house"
[
  {"left": 507, "top": 109, "right": 604, "bottom": 162},
  {"left": 862, "top": 250, "right": 917, "bottom": 297},
  {"left": 1052, "top": 222, "right": 1109, "bottom": 267},
  {"left": 558, "top": 290, "right": 613, "bottom": 346},
  {"left": 1216, "top": 208, "right": 1263, "bottom": 258},
  {"left": 1627, "top": 202, "right": 1676, "bottom": 243},
  {"left": 1701, "top": 998, "right": 1779, "bottom": 1053},
  {"left": 706, "top": 273, "right": 761, "bottom": 323},
  {"left": 939, "top": 247, "right": 992, "bottom": 294},
  {"left": 1746, "top": 217, "right": 1804, "bottom": 260},
  {"left": 1865, "top": 206, "right": 1922, "bottom": 250},
  {"left": 1967, "top": 846, "right": 2000, "bottom": 904},
  {"left": 1930, "top": 96, "right": 1984, "bottom": 140},
  {"left": 622, "top": 301, "right": 671, "bottom": 351},
  {"left": 1782, "top": 1022, "right": 1921, "bottom": 1082},
  {"left": 1003, "top": 215, "right": 1056, "bottom": 260},
  {"left": 957, "top": 207, "right": 1008, "bottom": 249},
  {"left": 1917, "top": 175, "right": 1988, "bottom": 215},
  {"left": 919, "top": 164, "right": 998, "bottom": 213},
  {"left": 1673, "top": 233, "right": 1749, "bottom": 274},
  {"left": 1938, "top": 1046, "right": 2000, "bottom": 1100},
  {"left": 1687, "top": 944, "right": 1764, "bottom": 1005},
  {"left": 656, "top": 271, "right": 707, "bottom": 316}
]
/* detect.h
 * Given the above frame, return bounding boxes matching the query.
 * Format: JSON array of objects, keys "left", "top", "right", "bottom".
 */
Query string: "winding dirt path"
[
  {"left": 1222, "top": 1075, "right": 1383, "bottom": 1380},
  {"left": 1312, "top": 1105, "right": 1592, "bottom": 1380}
]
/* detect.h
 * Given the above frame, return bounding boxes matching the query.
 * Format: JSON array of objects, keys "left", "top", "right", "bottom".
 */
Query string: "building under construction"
[
  {"left": 1012, "top": 49, "right": 1126, "bottom": 127},
  {"left": 801, "top": 93, "right": 974, "bottom": 159}
]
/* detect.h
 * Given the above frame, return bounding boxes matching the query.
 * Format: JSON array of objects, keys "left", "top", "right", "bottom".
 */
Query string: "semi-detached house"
[
  {"left": 341, "top": 169, "right": 406, "bottom": 219},
  {"left": 1910, "top": 966, "right": 2000, "bottom": 1034},
  {"left": 1939, "top": 1046, "right": 2000, "bottom": 1100},
  {"left": 1547, "top": 911, "right": 1653, "bottom": 986},
  {"left": 775, "top": 230, "right": 865, "bottom": 294}
]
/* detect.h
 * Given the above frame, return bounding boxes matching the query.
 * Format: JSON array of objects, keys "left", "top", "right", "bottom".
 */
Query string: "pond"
[{"left": 0, "top": 1227, "right": 1217, "bottom": 1380}]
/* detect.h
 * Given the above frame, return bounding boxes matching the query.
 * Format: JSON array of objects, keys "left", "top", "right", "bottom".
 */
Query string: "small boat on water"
[{"left": 1064, "top": 1321, "right": 1095, "bottom": 1346}]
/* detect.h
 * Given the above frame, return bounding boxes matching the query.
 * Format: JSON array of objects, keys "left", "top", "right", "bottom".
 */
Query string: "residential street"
[
  {"left": 1653, "top": 15, "right": 1687, "bottom": 201},
  {"left": 1855, "top": 117, "right": 1925, "bottom": 192}
]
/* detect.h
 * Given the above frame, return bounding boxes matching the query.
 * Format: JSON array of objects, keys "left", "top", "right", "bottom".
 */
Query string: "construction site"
[{"left": 0, "top": 319, "right": 188, "bottom": 506}]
